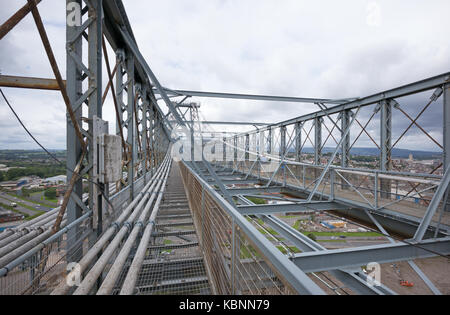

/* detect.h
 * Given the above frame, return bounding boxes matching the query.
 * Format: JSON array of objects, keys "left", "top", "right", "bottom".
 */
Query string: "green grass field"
[{"left": 7, "top": 192, "right": 54, "bottom": 208}]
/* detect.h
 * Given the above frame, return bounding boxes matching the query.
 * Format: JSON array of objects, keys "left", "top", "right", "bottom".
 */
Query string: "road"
[{"left": 0, "top": 192, "right": 52, "bottom": 217}]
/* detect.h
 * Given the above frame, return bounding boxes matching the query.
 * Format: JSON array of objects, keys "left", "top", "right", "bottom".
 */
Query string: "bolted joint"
[
  {"left": 431, "top": 87, "right": 443, "bottom": 102},
  {"left": 390, "top": 99, "right": 401, "bottom": 110}
]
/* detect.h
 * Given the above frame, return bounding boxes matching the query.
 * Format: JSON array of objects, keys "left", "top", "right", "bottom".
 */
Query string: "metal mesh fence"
[
  {"left": 224, "top": 159, "right": 448, "bottom": 227},
  {"left": 179, "top": 162, "right": 296, "bottom": 295},
  {"left": 109, "top": 163, "right": 211, "bottom": 295},
  {"left": 0, "top": 218, "right": 91, "bottom": 295}
]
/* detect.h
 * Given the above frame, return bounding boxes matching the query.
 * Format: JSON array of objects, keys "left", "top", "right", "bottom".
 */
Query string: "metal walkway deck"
[{"left": 114, "top": 163, "right": 211, "bottom": 295}]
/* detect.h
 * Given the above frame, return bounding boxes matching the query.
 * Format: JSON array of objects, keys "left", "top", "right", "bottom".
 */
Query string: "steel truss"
[
  {"left": 0, "top": 0, "right": 449, "bottom": 296},
  {"left": 185, "top": 72, "right": 450, "bottom": 295}
]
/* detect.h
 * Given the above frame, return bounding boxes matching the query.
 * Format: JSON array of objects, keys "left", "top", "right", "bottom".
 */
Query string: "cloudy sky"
[{"left": 0, "top": 0, "right": 449, "bottom": 151}]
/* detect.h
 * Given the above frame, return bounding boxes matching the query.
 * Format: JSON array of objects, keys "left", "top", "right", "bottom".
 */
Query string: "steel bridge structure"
[{"left": 0, "top": 0, "right": 449, "bottom": 295}]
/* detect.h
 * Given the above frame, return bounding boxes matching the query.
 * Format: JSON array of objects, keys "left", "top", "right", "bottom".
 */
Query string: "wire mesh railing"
[
  {"left": 179, "top": 162, "right": 297, "bottom": 295},
  {"left": 219, "top": 157, "right": 448, "bottom": 227},
  {"left": 0, "top": 215, "right": 91, "bottom": 295}
]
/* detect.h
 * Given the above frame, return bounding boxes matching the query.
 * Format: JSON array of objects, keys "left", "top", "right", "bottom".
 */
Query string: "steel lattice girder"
[
  {"left": 155, "top": 89, "right": 357, "bottom": 104},
  {"left": 261, "top": 215, "right": 396, "bottom": 295},
  {"left": 220, "top": 72, "right": 450, "bottom": 140},
  {"left": 237, "top": 202, "right": 350, "bottom": 215},
  {"left": 182, "top": 161, "right": 326, "bottom": 295},
  {"left": 222, "top": 186, "right": 283, "bottom": 196},
  {"left": 290, "top": 237, "right": 450, "bottom": 273},
  {"left": 220, "top": 166, "right": 450, "bottom": 237}
]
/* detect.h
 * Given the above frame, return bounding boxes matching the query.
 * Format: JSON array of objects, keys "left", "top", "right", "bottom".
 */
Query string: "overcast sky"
[{"left": 0, "top": 0, "right": 449, "bottom": 151}]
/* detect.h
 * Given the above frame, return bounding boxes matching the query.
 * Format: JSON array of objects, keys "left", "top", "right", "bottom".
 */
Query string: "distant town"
[
  {"left": 0, "top": 150, "right": 85, "bottom": 228},
  {"left": 0, "top": 148, "right": 443, "bottom": 229}
]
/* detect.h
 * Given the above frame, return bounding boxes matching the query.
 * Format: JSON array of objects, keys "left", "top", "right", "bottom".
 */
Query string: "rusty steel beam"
[
  {"left": 0, "top": 75, "right": 65, "bottom": 91},
  {"left": 102, "top": 62, "right": 118, "bottom": 104},
  {"left": 27, "top": 0, "right": 86, "bottom": 151},
  {"left": 0, "top": 0, "right": 43, "bottom": 40},
  {"left": 102, "top": 35, "right": 128, "bottom": 156}
]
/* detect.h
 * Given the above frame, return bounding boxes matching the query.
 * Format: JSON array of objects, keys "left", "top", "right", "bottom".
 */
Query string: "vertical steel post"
[
  {"left": 115, "top": 50, "right": 125, "bottom": 139},
  {"left": 444, "top": 83, "right": 450, "bottom": 211},
  {"left": 280, "top": 126, "right": 287, "bottom": 186},
  {"left": 233, "top": 135, "right": 238, "bottom": 169},
  {"left": 341, "top": 110, "right": 351, "bottom": 168},
  {"left": 223, "top": 136, "right": 227, "bottom": 166},
  {"left": 126, "top": 55, "right": 136, "bottom": 199},
  {"left": 268, "top": 127, "right": 272, "bottom": 156},
  {"left": 65, "top": 0, "right": 83, "bottom": 261},
  {"left": 88, "top": 0, "right": 103, "bottom": 237},
  {"left": 148, "top": 105, "right": 155, "bottom": 175},
  {"left": 341, "top": 110, "right": 351, "bottom": 190},
  {"left": 142, "top": 89, "right": 149, "bottom": 182},
  {"left": 314, "top": 118, "right": 322, "bottom": 165},
  {"left": 280, "top": 126, "right": 287, "bottom": 159},
  {"left": 245, "top": 134, "right": 250, "bottom": 162},
  {"left": 315, "top": 118, "right": 322, "bottom": 181},
  {"left": 115, "top": 49, "right": 126, "bottom": 191},
  {"left": 295, "top": 122, "right": 302, "bottom": 162},
  {"left": 374, "top": 172, "right": 379, "bottom": 209},
  {"left": 380, "top": 100, "right": 392, "bottom": 199},
  {"left": 330, "top": 169, "right": 335, "bottom": 200}
]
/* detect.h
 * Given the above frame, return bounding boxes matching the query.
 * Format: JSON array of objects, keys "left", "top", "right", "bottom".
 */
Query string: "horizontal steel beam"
[
  {"left": 0, "top": 75, "right": 65, "bottom": 91},
  {"left": 170, "top": 120, "right": 270, "bottom": 126},
  {"left": 227, "top": 168, "right": 450, "bottom": 236},
  {"left": 291, "top": 237, "right": 450, "bottom": 273},
  {"left": 223, "top": 186, "right": 283, "bottom": 196},
  {"left": 136, "top": 276, "right": 209, "bottom": 293},
  {"left": 262, "top": 216, "right": 396, "bottom": 295},
  {"left": 280, "top": 72, "right": 450, "bottom": 126},
  {"left": 207, "top": 178, "right": 261, "bottom": 185},
  {"left": 148, "top": 242, "right": 198, "bottom": 250},
  {"left": 152, "top": 230, "right": 196, "bottom": 237},
  {"left": 157, "top": 88, "right": 356, "bottom": 104},
  {"left": 182, "top": 161, "right": 325, "bottom": 294},
  {"left": 227, "top": 72, "right": 450, "bottom": 136},
  {"left": 237, "top": 202, "right": 350, "bottom": 215}
]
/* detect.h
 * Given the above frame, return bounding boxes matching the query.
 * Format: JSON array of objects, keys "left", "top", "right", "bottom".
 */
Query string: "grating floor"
[{"left": 130, "top": 162, "right": 211, "bottom": 295}]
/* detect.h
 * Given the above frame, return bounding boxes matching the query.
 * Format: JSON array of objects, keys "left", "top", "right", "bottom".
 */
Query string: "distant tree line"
[
  {"left": 351, "top": 155, "right": 378, "bottom": 162},
  {"left": 0, "top": 164, "right": 66, "bottom": 182}
]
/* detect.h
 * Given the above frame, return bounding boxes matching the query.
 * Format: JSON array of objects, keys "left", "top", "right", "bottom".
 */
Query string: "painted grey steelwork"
[
  {"left": 314, "top": 117, "right": 322, "bottom": 165},
  {"left": 379, "top": 100, "right": 392, "bottom": 199},
  {"left": 62, "top": 1, "right": 450, "bottom": 296},
  {"left": 445, "top": 83, "right": 450, "bottom": 170},
  {"left": 341, "top": 110, "right": 351, "bottom": 168},
  {"left": 237, "top": 202, "right": 350, "bottom": 215},
  {"left": 260, "top": 214, "right": 396, "bottom": 295},
  {"left": 65, "top": 0, "right": 85, "bottom": 261},
  {"left": 222, "top": 72, "right": 450, "bottom": 138},
  {"left": 182, "top": 162, "right": 326, "bottom": 295},
  {"left": 291, "top": 238, "right": 450, "bottom": 273},
  {"left": 170, "top": 120, "right": 270, "bottom": 126},
  {"left": 155, "top": 88, "right": 357, "bottom": 105},
  {"left": 1, "top": 0, "right": 448, "bottom": 296},
  {"left": 414, "top": 165, "right": 450, "bottom": 241}
]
